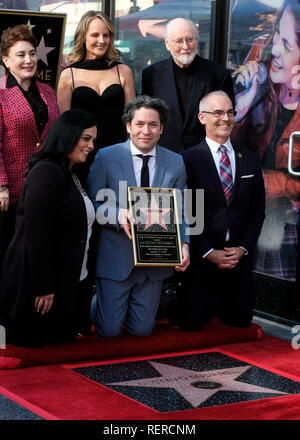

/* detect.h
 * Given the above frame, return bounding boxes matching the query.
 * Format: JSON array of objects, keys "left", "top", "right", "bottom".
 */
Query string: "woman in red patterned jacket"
[{"left": 0, "top": 24, "right": 59, "bottom": 265}]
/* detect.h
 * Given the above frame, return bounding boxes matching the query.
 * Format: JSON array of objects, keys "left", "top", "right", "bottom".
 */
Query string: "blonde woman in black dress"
[{"left": 57, "top": 11, "right": 135, "bottom": 183}]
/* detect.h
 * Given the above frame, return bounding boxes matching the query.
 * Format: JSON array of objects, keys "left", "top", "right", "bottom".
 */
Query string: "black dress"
[{"left": 69, "top": 58, "right": 127, "bottom": 184}]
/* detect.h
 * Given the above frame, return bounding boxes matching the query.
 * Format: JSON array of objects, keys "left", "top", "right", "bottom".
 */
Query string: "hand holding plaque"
[{"left": 128, "top": 187, "right": 182, "bottom": 266}]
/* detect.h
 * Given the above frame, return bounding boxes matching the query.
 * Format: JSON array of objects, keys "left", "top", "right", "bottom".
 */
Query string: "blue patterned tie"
[{"left": 219, "top": 145, "right": 233, "bottom": 203}]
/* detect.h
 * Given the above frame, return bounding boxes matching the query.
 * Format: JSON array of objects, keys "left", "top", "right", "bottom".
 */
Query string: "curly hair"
[
  {"left": 0, "top": 24, "right": 37, "bottom": 58},
  {"left": 68, "top": 11, "right": 119, "bottom": 65},
  {"left": 122, "top": 95, "right": 169, "bottom": 126}
]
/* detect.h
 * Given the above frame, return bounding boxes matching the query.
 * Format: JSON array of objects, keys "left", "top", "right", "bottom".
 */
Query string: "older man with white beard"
[{"left": 142, "top": 18, "right": 234, "bottom": 153}]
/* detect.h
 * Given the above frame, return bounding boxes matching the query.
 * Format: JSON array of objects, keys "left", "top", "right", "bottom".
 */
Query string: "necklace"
[{"left": 72, "top": 173, "right": 88, "bottom": 197}]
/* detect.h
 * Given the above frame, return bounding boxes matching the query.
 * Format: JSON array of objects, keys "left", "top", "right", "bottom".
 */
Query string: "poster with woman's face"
[{"left": 229, "top": 0, "right": 300, "bottom": 282}]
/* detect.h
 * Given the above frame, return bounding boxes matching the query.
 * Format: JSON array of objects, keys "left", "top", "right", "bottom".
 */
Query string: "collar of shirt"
[
  {"left": 130, "top": 141, "right": 157, "bottom": 158},
  {"left": 205, "top": 137, "right": 233, "bottom": 154},
  {"left": 130, "top": 141, "right": 156, "bottom": 186},
  {"left": 205, "top": 136, "right": 235, "bottom": 181},
  {"left": 6, "top": 71, "right": 37, "bottom": 92}
]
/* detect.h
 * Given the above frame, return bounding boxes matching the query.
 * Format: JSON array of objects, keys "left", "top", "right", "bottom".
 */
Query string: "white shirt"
[
  {"left": 79, "top": 192, "right": 96, "bottom": 281},
  {"left": 130, "top": 141, "right": 156, "bottom": 187},
  {"left": 72, "top": 174, "right": 96, "bottom": 280},
  {"left": 205, "top": 136, "right": 235, "bottom": 182}
]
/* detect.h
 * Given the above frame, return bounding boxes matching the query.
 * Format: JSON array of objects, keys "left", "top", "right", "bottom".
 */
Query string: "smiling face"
[
  {"left": 2, "top": 40, "right": 37, "bottom": 88},
  {"left": 198, "top": 94, "right": 235, "bottom": 144},
  {"left": 84, "top": 17, "right": 110, "bottom": 60},
  {"left": 270, "top": 6, "right": 300, "bottom": 89},
  {"left": 126, "top": 107, "right": 163, "bottom": 154},
  {"left": 165, "top": 19, "right": 197, "bottom": 68},
  {"left": 68, "top": 126, "right": 97, "bottom": 169}
]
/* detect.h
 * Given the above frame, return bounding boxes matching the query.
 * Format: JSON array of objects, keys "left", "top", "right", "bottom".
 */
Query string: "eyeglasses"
[
  {"left": 201, "top": 110, "right": 237, "bottom": 118},
  {"left": 167, "top": 37, "right": 196, "bottom": 47}
]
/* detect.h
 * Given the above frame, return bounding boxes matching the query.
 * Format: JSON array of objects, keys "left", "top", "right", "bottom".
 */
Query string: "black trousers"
[
  {"left": 0, "top": 203, "right": 17, "bottom": 268},
  {"left": 167, "top": 257, "right": 254, "bottom": 331},
  {"left": 75, "top": 274, "right": 95, "bottom": 335}
]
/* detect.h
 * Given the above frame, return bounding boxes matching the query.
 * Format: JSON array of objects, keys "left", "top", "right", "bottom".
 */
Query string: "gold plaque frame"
[{"left": 128, "top": 187, "right": 182, "bottom": 267}]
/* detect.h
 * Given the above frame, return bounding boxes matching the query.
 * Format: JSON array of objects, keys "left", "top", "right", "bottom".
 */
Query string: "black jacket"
[
  {"left": 142, "top": 55, "right": 235, "bottom": 153},
  {"left": 182, "top": 140, "right": 265, "bottom": 262},
  {"left": 0, "top": 160, "right": 89, "bottom": 346}
]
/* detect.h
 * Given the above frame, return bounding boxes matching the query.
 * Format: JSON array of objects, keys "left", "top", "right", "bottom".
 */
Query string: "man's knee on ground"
[
  {"left": 93, "top": 318, "right": 123, "bottom": 338},
  {"left": 90, "top": 295, "right": 123, "bottom": 337},
  {"left": 126, "top": 321, "right": 155, "bottom": 337},
  {"left": 97, "top": 324, "right": 123, "bottom": 338}
]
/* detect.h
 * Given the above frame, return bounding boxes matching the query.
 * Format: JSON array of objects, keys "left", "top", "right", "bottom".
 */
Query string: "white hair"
[{"left": 164, "top": 18, "right": 199, "bottom": 40}]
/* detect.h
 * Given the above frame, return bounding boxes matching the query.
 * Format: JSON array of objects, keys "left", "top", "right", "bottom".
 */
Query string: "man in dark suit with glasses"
[{"left": 169, "top": 90, "right": 265, "bottom": 331}]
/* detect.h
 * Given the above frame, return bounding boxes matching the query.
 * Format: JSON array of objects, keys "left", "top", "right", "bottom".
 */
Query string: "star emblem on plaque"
[{"left": 139, "top": 193, "right": 172, "bottom": 232}]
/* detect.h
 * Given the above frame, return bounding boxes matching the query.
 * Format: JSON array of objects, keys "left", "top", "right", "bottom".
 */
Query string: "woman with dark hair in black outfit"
[{"left": 0, "top": 109, "right": 97, "bottom": 347}]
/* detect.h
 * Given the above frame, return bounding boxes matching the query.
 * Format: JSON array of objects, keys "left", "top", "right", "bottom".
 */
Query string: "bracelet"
[{"left": 0, "top": 185, "right": 8, "bottom": 192}]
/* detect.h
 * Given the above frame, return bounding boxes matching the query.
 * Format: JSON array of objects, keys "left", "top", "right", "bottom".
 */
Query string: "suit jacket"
[
  {"left": 142, "top": 55, "right": 234, "bottom": 153},
  {"left": 182, "top": 140, "right": 265, "bottom": 263},
  {"left": 87, "top": 140, "right": 188, "bottom": 282},
  {"left": 0, "top": 79, "right": 59, "bottom": 203},
  {"left": 0, "top": 160, "right": 89, "bottom": 344}
]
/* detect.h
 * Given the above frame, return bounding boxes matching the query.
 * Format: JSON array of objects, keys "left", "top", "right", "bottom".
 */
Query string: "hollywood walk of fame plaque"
[
  {"left": 128, "top": 187, "right": 182, "bottom": 266},
  {"left": 0, "top": 10, "right": 66, "bottom": 90}
]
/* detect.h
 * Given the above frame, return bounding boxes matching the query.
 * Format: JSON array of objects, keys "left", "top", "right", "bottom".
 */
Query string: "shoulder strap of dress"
[
  {"left": 70, "top": 67, "right": 75, "bottom": 91},
  {"left": 116, "top": 64, "right": 121, "bottom": 85}
]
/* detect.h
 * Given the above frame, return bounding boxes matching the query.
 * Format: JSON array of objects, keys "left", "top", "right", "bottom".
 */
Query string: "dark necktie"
[
  {"left": 137, "top": 154, "right": 151, "bottom": 187},
  {"left": 218, "top": 145, "right": 233, "bottom": 202}
]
